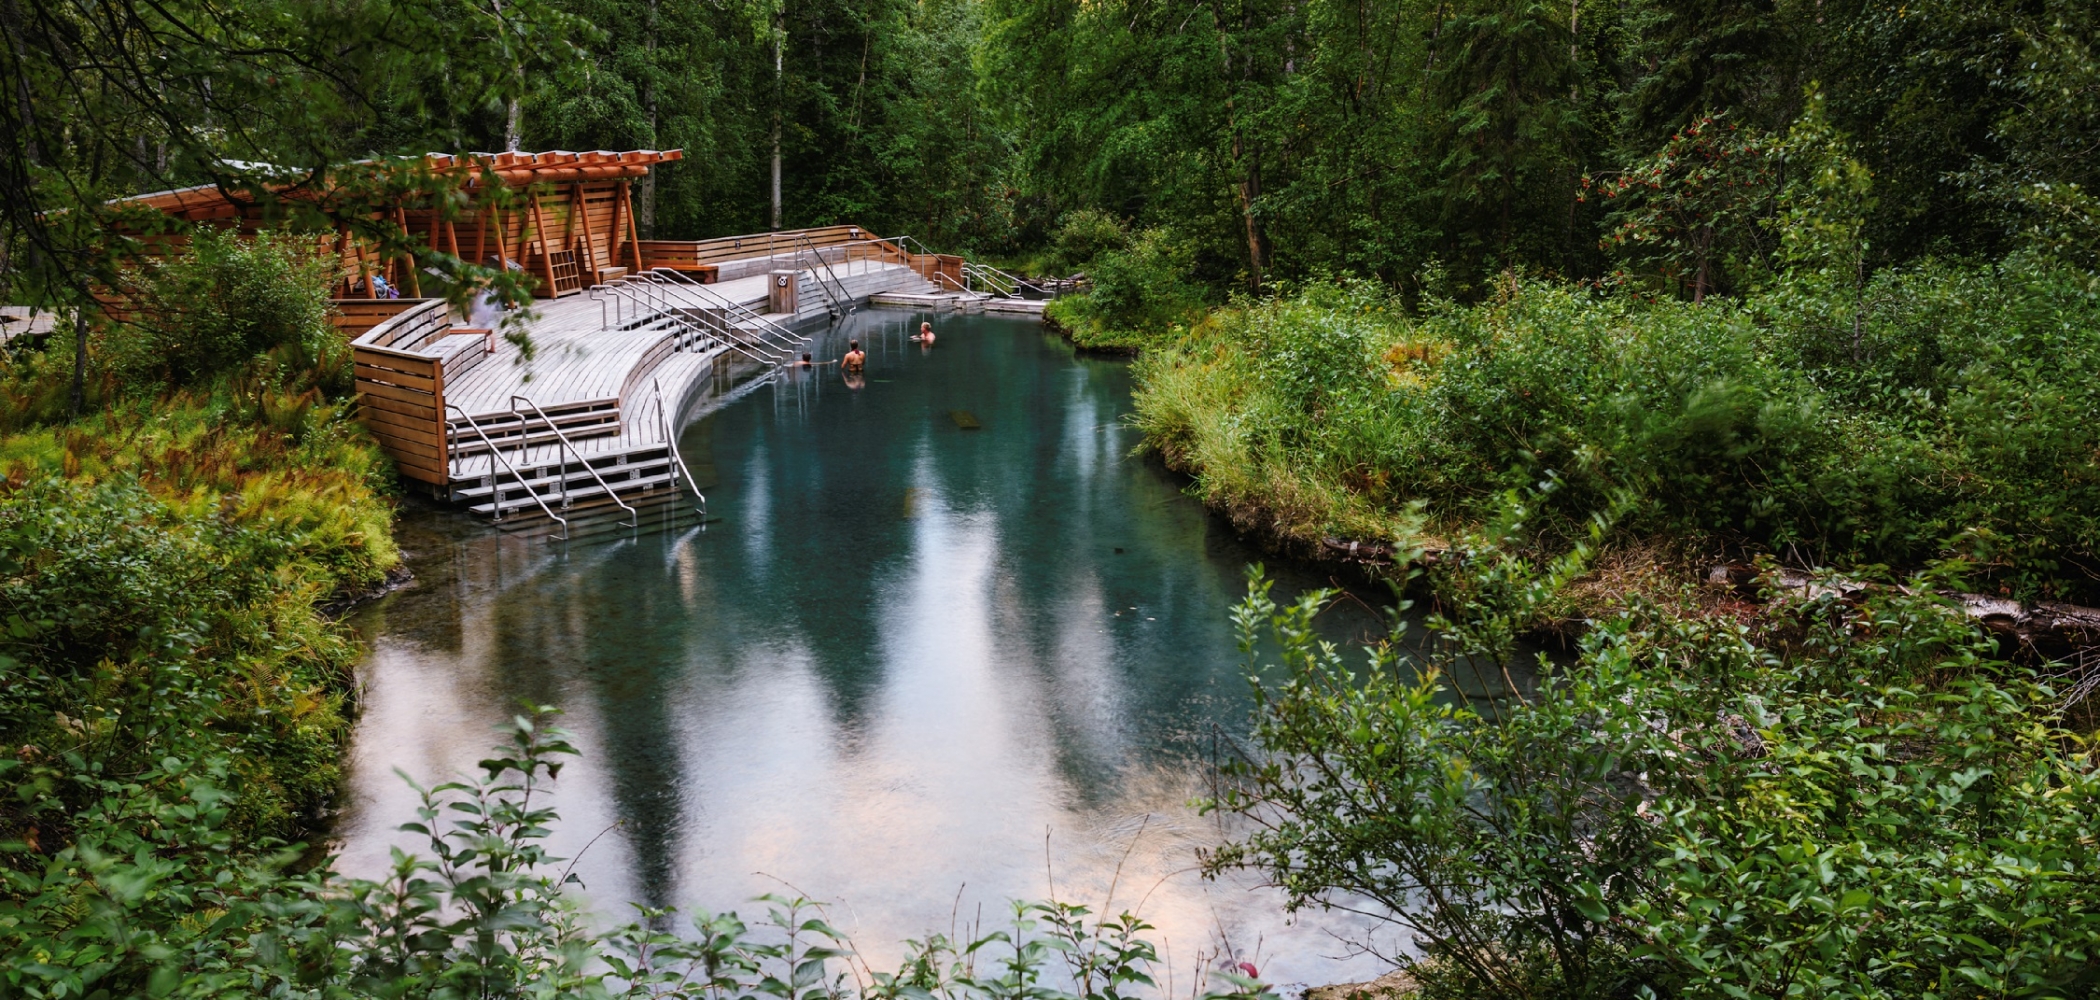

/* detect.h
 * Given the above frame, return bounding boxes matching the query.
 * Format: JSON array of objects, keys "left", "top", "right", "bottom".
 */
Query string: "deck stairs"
[
  {"left": 869, "top": 270, "right": 1049, "bottom": 316},
  {"left": 439, "top": 269, "right": 830, "bottom": 539},
  {"left": 406, "top": 238, "right": 1053, "bottom": 541},
  {"left": 443, "top": 388, "right": 711, "bottom": 542}
]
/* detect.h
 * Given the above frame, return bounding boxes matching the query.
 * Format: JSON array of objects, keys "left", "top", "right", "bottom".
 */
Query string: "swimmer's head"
[
  {"left": 802, "top": 353, "right": 811, "bottom": 362},
  {"left": 849, "top": 339, "right": 861, "bottom": 350}
]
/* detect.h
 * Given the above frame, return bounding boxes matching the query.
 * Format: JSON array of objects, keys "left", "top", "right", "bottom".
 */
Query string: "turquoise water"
[{"left": 341, "top": 312, "right": 1403, "bottom": 984}]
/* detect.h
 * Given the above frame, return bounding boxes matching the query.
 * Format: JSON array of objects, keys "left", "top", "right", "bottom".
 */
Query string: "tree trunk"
[
  {"left": 1234, "top": 131, "right": 1265, "bottom": 291},
  {"left": 69, "top": 309, "right": 85, "bottom": 419},
  {"left": 494, "top": 0, "right": 521, "bottom": 151},
  {"left": 639, "top": 0, "right": 658, "bottom": 238},
  {"left": 770, "top": 6, "right": 783, "bottom": 231}
]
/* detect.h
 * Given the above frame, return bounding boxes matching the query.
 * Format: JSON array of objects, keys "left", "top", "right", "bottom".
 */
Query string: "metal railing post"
[
  {"left": 511, "top": 394, "right": 638, "bottom": 528},
  {"left": 445, "top": 403, "right": 569, "bottom": 540}
]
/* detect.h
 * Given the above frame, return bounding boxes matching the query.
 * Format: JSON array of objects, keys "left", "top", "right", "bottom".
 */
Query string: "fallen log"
[{"left": 1707, "top": 564, "right": 2100, "bottom": 662}]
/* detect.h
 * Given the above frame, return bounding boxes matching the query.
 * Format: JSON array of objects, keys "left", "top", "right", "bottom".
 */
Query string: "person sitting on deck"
[
  {"left": 842, "top": 340, "right": 866, "bottom": 372},
  {"left": 911, "top": 321, "right": 935, "bottom": 346}
]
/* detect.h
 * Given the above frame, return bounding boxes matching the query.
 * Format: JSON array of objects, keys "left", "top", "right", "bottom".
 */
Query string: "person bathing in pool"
[
  {"left": 842, "top": 340, "right": 866, "bottom": 372},
  {"left": 910, "top": 321, "right": 935, "bottom": 346}
]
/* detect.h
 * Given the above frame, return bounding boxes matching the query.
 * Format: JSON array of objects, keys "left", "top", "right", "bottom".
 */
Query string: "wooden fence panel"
[{"left": 352, "top": 302, "right": 454, "bottom": 484}]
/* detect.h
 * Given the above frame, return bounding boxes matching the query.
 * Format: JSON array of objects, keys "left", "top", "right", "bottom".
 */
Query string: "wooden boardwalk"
[{"left": 402, "top": 257, "right": 935, "bottom": 521}]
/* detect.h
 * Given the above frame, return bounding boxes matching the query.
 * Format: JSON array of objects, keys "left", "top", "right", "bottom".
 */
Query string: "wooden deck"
[{"left": 437, "top": 257, "right": 930, "bottom": 485}]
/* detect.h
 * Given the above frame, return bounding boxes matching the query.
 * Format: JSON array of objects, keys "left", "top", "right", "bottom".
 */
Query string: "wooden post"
[
  {"left": 571, "top": 182, "right": 599, "bottom": 279},
  {"left": 528, "top": 192, "right": 559, "bottom": 296},
  {"left": 620, "top": 180, "right": 643, "bottom": 271},
  {"left": 607, "top": 183, "right": 626, "bottom": 273},
  {"left": 430, "top": 357, "right": 448, "bottom": 475}
]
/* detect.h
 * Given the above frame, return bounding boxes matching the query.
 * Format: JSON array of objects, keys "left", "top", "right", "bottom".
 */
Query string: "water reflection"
[{"left": 340, "top": 313, "right": 1417, "bottom": 985}]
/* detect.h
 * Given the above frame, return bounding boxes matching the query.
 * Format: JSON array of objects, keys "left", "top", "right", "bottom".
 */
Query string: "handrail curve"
[
  {"left": 510, "top": 394, "right": 637, "bottom": 528},
  {"left": 445, "top": 402, "right": 570, "bottom": 540}
]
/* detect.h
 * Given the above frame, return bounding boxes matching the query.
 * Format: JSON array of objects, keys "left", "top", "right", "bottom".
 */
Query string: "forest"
[{"left": 4, "top": 0, "right": 2100, "bottom": 998}]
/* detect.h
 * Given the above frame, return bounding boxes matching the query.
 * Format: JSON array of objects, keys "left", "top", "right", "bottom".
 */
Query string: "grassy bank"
[{"left": 1131, "top": 254, "right": 2100, "bottom": 605}]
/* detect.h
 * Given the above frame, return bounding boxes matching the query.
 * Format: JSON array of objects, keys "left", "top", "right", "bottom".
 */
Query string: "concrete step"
[
  {"left": 492, "top": 489, "right": 706, "bottom": 541},
  {"left": 983, "top": 297, "right": 1048, "bottom": 315}
]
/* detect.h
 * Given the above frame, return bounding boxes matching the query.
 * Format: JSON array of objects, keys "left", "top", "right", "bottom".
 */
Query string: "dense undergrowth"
[
  {"left": 1131, "top": 253, "right": 2100, "bottom": 605},
  {"left": 1037, "top": 212, "right": 1211, "bottom": 353},
  {"left": 1217, "top": 546, "right": 2100, "bottom": 999},
  {"left": 0, "top": 233, "right": 401, "bottom": 995}
]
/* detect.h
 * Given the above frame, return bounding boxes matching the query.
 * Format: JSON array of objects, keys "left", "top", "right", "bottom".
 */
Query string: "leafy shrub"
[
  {"left": 108, "top": 228, "right": 344, "bottom": 392},
  {"left": 1132, "top": 254, "right": 2100, "bottom": 600},
  {"left": 1212, "top": 553, "right": 2100, "bottom": 1000},
  {"left": 1051, "top": 209, "right": 1132, "bottom": 274},
  {"left": 1047, "top": 226, "right": 1209, "bottom": 351}
]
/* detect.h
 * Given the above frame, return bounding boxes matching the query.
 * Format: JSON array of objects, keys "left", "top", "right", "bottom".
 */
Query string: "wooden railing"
[
  {"left": 329, "top": 298, "right": 429, "bottom": 337},
  {"left": 639, "top": 225, "right": 879, "bottom": 281},
  {"left": 351, "top": 300, "right": 455, "bottom": 485}
]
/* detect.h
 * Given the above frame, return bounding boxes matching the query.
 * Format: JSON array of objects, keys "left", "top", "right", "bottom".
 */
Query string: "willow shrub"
[
  {"left": 1131, "top": 255, "right": 2100, "bottom": 601},
  {"left": 1211, "top": 554, "right": 2100, "bottom": 1000}
]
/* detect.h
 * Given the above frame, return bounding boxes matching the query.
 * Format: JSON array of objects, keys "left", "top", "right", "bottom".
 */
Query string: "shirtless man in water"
[
  {"left": 842, "top": 340, "right": 866, "bottom": 372},
  {"left": 910, "top": 320, "right": 935, "bottom": 346}
]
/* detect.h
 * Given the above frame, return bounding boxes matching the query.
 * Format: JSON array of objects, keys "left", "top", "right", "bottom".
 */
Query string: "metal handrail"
[
  {"left": 651, "top": 377, "right": 706, "bottom": 517},
  {"left": 445, "top": 402, "right": 569, "bottom": 540},
  {"left": 794, "top": 233, "right": 854, "bottom": 319},
  {"left": 643, "top": 269, "right": 797, "bottom": 346},
  {"left": 596, "top": 277, "right": 779, "bottom": 364},
  {"left": 961, "top": 260, "right": 1054, "bottom": 299},
  {"left": 644, "top": 269, "right": 804, "bottom": 353},
  {"left": 592, "top": 281, "right": 652, "bottom": 329},
  {"left": 510, "top": 394, "right": 637, "bottom": 528}
]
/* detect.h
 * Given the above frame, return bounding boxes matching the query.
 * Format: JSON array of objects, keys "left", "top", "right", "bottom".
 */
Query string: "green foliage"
[
  {"left": 978, "top": 0, "right": 2100, "bottom": 298},
  {"left": 1588, "top": 117, "right": 1777, "bottom": 300},
  {"left": 1049, "top": 211, "right": 1131, "bottom": 276},
  {"left": 107, "top": 230, "right": 343, "bottom": 392},
  {"left": 1045, "top": 226, "right": 1208, "bottom": 352},
  {"left": 1211, "top": 555, "right": 2100, "bottom": 999},
  {"left": 0, "top": 479, "right": 367, "bottom": 951},
  {"left": 2, "top": 0, "right": 589, "bottom": 310},
  {"left": 1133, "top": 253, "right": 2100, "bottom": 601},
  {"left": 13, "top": 702, "right": 1294, "bottom": 999}
]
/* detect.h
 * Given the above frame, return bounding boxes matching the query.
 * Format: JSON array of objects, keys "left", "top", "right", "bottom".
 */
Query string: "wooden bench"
[{"left": 432, "top": 327, "right": 492, "bottom": 378}]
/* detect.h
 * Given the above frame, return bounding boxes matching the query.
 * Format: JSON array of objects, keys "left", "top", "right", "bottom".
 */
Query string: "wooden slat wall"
[
  {"left": 328, "top": 298, "right": 428, "bottom": 336},
  {"left": 908, "top": 253, "right": 965, "bottom": 288},
  {"left": 355, "top": 346, "right": 449, "bottom": 484},
  {"left": 638, "top": 225, "right": 880, "bottom": 275},
  {"left": 351, "top": 301, "right": 456, "bottom": 484}
]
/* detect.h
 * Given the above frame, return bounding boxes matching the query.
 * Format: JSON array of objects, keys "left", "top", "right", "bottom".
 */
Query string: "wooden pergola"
[{"left": 114, "top": 149, "right": 685, "bottom": 300}]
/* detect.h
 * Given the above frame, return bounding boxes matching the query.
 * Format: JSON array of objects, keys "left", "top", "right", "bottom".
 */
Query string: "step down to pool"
[{"left": 441, "top": 401, "right": 706, "bottom": 534}]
